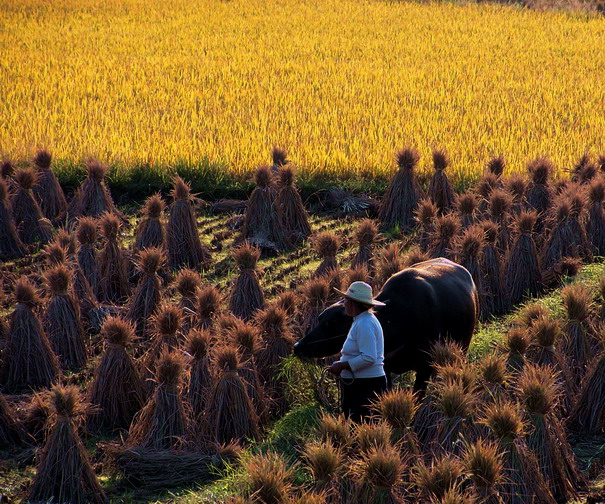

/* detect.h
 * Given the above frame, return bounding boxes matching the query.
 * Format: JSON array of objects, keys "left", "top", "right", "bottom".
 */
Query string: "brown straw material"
[
  {"left": 67, "top": 159, "right": 121, "bottom": 223},
  {"left": 0, "top": 393, "right": 28, "bottom": 450},
  {"left": 26, "top": 385, "right": 108, "bottom": 504},
  {"left": 428, "top": 150, "right": 457, "bottom": 215},
  {"left": 87, "top": 316, "right": 146, "bottom": 432},
  {"left": 43, "top": 265, "right": 87, "bottom": 371},
  {"left": 503, "top": 211, "right": 543, "bottom": 309},
  {"left": 0, "top": 278, "right": 60, "bottom": 393},
  {"left": 241, "top": 165, "right": 292, "bottom": 252},
  {"left": 480, "top": 221, "right": 507, "bottom": 318},
  {"left": 76, "top": 217, "right": 100, "bottom": 298},
  {"left": 206, "top": 345, "right": 260, "bottom": 444},
  {"left": 98, "top": 212, "right": 131, "bottom": 304},
  {"left": 185, "top": 329, "right": 214, "bottom": 422},
  {"left": 313, "top": 232, "right": 341, "bottom": 278},
  {"left": 586, "top": 177, "right": 605, "bottom": 256},
  {"left": 379, "top": 147, "right": 424, "bottom": 231},
  {"left": 134, "top": 193, "right": 166, "bottom": 252},
  {"left": 416, "top": 198, "right": 438, "bottom": 253},
  {"left": 230, "top": 243, "right": 265, "bottom": 321},
  {"left": 0, "top": 178, "right": 26, "bottom": 260},
  {"left": 127, "top": 350, "right": 191, "bottom": 450},
  {"left": 32, "top": 150, "right": 67, "bottom": 224},
  {"left": 127, "top": 247, "right": 166, "bottom": 337},
  {"left": 276, "top": 164, "right": 311, "bottom": 244},
  {"left": 375, "top": 242, "right": 404, "bottom": 285},
  {"left": 429, "top": 214, "right": 459, "bottom": 260},
  {"left": 166, "top": 176, "right": 211, "bottom": 270},
  {"left": 351, "top": 218, "right": 379, "bottom": 272},
  {"left": 10, "top": 168, "right": 53, "bottom": 246},
  {"left": 194, "top": 284, "right": 222, "bottom": 330}
]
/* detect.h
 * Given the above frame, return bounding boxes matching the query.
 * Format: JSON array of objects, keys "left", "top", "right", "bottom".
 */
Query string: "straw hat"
[{"left": 334, "top": 281, "right": 385, "bottom": 307}]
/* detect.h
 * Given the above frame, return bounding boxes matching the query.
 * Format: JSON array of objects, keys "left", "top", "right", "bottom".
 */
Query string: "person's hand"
[{"left": 327, "top": 361, "right": 349, "bottom": 376}]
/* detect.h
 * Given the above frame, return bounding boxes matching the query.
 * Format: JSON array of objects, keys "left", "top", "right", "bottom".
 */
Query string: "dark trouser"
[{"left": 340, "top": 375, "right": 388, "bottom": 423}]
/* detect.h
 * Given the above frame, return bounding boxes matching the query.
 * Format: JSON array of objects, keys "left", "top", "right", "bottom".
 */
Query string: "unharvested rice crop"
[{"left": 1, "top": 0, "right": 604, "bottom": 180}]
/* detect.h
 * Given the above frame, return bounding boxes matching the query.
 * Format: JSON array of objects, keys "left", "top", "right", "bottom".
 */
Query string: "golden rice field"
[{"left": 1, "top": 0, "right": 605, "bottom": 181}]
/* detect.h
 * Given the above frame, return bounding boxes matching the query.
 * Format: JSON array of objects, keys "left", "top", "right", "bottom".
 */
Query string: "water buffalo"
[{"left": 293, "top": 257, "right": 478, "bottom": 392}]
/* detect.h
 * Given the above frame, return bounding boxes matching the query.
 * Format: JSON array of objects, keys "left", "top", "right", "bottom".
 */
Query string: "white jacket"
[{"left": 338, "top": 310, "right": 385, "bottom": 379}]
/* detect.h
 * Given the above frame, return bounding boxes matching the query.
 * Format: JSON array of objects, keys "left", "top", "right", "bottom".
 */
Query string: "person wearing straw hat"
[{"left": 327, "top": 281, "right": 387, "bottom": 422}]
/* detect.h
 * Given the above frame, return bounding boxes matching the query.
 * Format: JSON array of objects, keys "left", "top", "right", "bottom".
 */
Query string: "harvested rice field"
[{"left": 2, "top": 153, "right": 605, "bottom": 502}]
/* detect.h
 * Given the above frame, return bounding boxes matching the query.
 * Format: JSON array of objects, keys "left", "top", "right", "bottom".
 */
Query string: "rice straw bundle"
[
  {"left": 402, "top": 246, "right": 429, "bottom": 268},
  {"left": 127, "top": 248, "right": 165, "bottom": 338},
  {"left": 194, "top": 284, "right": 222, "bottom": 330},
  {"left": 414, "top": 455, "right": 464, "bottom": 502},
  {"left": 134, "top": 193, "right": 166, "bottom": 252},
  {"left": 600, "top": 154, "right": 605, "bottom": 174},
  {"left": 317, "top": 413, "right": 353, "bottom": 449},
  {"left": 230, "top": 243, "right": 265, "bottom": 321},
  {"left": 43, "top": 241, "right": 68, "bottom": 267},
  {"left": 346, "top": 265, "right": 372, "bottom": 287},
  {"left": 0, "top": 178, "right": 26, "bottom": 260},
  {"left": 517, "top": 303, "right": 548, "bottom": 329},
  {"left": 87, "top": 316, "right": 145, "bottom": 432},
  {"left": 167, "top": 176, "right": 211, "bottom": 270},
  {"left": 43, "top": 265, "right": 87, "bottom": 371},
  {"left": 142, "top": 303, "right": 184, "bottom": 377},
  {"left": 573, "top": 154, "right": 597, "bottom": 184},
  {"left": 487, "top": 189, "right": 513, "bottom": 253},
  {"left": 429, "top": 214, "right": 459, "bottom": 259},
  {"left": 478, "top": 354, "right": 509, "bottom": 400},
  {"left": 54, "top": 228, "right": 77, "bottom": 258},
  {"left": 567, "top": 350, "right": 605, "bottom": 435},
  {"left": 231, "top": 323, "right": 266, "bottom": 420},
  {"left": 416, "top": 198, "right": 438, "bottom": 253},
  {"left": 480, "top": 221, "right": 507, "bottom": 318},
  {"left": 351, "top": 219, "right": 379, "bottom": 272},
  {"left": 300, "top": 277, "right": 331, "bottom": 335},
  {"left": 517, "top": 364, "right": 584, "bottom": 503},
  {"left": 276, "top": 164, "right": 311, "bottom": 244},
  {"left": 0, "top": 278, "right": 59, "bottom": 393},
  {"left": 379, "top": 147, "right": 424, "bottom": 231},
  {"left": 243, "top": 451, "right": 294, "bottom": 504},
  {"left": 22, "top": 390, "right": 52, "bottom": 445},
  {"left": 67, "top": 158, "right": 121, "bottom": 223},
  {"left": 0, "top": 393, "right": 28, "bottom": 450},
  {"left": 354, "top": 420, "right": 393, "bottom": 454},
  {"left": 0, "top": 160, "right": 16, "bottom": 193},
  {"left": 429, "top": 150, "right": 457, "bottom": 215},
  {"left": 26, "top": 385, "right": 107, "bottom": 504},
  {"left": 254, "top": 306, "right": 294, "bottom": 417},
  {"left": 313, "top": 232, "right": 341, "bottom": 278},
  {"left": 462, "top": 439, "right": 504, "bottom": 504},
  {"left": 431, "top": 379, "right": 479, "bottom": 456},
  {"left": 173, "top": 268, "right": 202, "bottom": 332},
  {"left": 241, "top": 165, "right": 292, "bottom": 252},
  {"left": 504, "top": 328, "right": 530, "bottom": 374},
  {"left": 271, "top": 146, "right": 289, "bottom": 172},
  {"left": 503, "top": 211, "right": 543, "bottom": 309},
  {"left": 457, "top": 193, "right": 478, "bottom": 229},
  {"left": 206, "top": 346, "right": 259, "bottom": 444},
  {"left": 586, "top": 177, "right": 605, "bottom": 256},
  {"left": 303, "top": 440, "right": 345, "bottom": 504},
  {"left": 526, "top": 316, "right": 574, "bottom": 413},
  {"left": 481, "top": 400, "right": 556, "bottom": 504},
  {"left": 31, "top": 150, "right": 67, "bottom": 224},
  {"left": 413, "top": 341, "right": 465, "bottom": 449},
  {"left": 487, "top": 156, "right": 506, "bottom": 179},
  {"left": 542, "top": 192, "right": 591, "bottom": 276},
  {"left": 455, "top": 225, "right": 484, "bottom": 312},
  {"left": 10, "top": 168, "right": 53, "bottom": 246},
  {"left": 371, "top": 388, "right": 419, "bottom": 454},
  {"left": 560, "top": 283, "right": 601, "bottom": 389},
  {"left": 185, "top": 329, "right": 214, "bottom": 421},
  {"left": 76, "top": 217, "right": 100, "bottom": 298},
  {"left": 351, "top": 445, "right": 405, "bottom": 504},
  {"left": 98, "top": 212, "right": 131, "bottom": 304},
  {"left": 476, "top": 172, "right": 500, "bottom": 215},
  {"left": 127, "top": 350, "right": 191, "bottom": 450},
  {"left": 504, "top": 175, "right": 528, "bottom": 215},
  {"left": 526, "top": 158, "right": 553, "bottom": 222},
  {"left": 374, "top": 242, "right": 404, "bottom": 284}
]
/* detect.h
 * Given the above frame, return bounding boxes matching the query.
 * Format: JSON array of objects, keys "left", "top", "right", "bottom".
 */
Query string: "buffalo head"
[{"left": 293, "top": 301, "right": 352, "bottom": 359}]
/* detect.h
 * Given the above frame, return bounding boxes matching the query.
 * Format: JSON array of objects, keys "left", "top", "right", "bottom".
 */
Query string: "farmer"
[{"left": 326, "top": 281, "right": 387, "bottom": 422}]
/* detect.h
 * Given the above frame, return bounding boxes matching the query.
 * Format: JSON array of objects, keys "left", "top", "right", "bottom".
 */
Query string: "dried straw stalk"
[
  {"left": 0, "top": 178, "right": 26, "bottom": 260},
  {"left": 10, "top": 168, "right": 53, "bottom": 245},
  {"left": 32, "top": 150, "right": 67, "bottom": 224}
]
